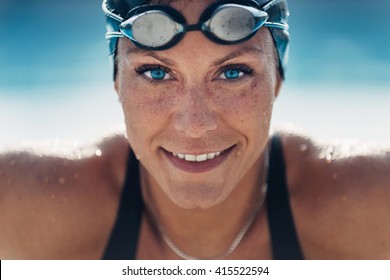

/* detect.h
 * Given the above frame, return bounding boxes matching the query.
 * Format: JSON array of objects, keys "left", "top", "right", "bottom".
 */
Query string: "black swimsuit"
[{"left": 102, "top": 135, "right": 304, "bottom": 260}]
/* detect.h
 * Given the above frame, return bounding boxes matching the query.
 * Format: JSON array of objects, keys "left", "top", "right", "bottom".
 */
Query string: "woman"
[{"left": 0, "top": 0, "right": 389, "bottom": 260}]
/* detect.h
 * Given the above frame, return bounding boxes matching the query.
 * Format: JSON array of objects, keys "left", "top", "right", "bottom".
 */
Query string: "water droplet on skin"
[
  {"left": 136, "top": 155, "right": 141, "bottom": 160},
  {"left": 236, "top": 151, "right": 242, "bottom": 157},
  {"left": 320, "top": 146, "right": 334, "bottom": 163},
  {"left": 59, "top": 177, "right": 66, "bottom": 185},
  {"left": 95, "top": 149, "right": 102, "bottom": 157},
  {"left": 300, "top": 144, "right": 308, "bottom": 152}
]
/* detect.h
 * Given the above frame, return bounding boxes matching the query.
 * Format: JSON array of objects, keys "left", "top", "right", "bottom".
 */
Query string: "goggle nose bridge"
[
  {"left": 121, "top": 5, "right": 271, "bottom": 45},
  {"left": 102, "top": 0, "right": 290, "bottom": 80},
  {"left": 185, "top": 23, "right": 203, "bottom": 32}
]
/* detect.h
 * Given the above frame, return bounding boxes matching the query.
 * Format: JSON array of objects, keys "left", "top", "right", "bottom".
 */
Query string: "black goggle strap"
[
  {"left": 103, "top": 0, "right": 287, "bottom": 40},
  {"left": 103, "top": 0, "right": 126, "bottom": 41},
  {"left": 261, "top": 0, "right": 281, "bottom": 11}
]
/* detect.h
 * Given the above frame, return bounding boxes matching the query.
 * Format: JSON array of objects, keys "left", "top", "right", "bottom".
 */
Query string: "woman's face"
[{"left": 115, "top": 0, "right": 281, "bottom": 209}]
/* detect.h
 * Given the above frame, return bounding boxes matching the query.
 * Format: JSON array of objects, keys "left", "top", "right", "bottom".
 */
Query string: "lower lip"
[{"left": 162, "top": 146, "right": 235, "bottom": 174}]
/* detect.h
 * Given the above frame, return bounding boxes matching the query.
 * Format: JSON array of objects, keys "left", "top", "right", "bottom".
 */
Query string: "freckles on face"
[
  {"left": 212, "top": 74, "right": 275, "bottom": 131},
  {"left": 119, "top": 81, "right": 178, "bottom": 156},
  {"left": 114, "top": 22, "right": 280, "bottom": 208}
]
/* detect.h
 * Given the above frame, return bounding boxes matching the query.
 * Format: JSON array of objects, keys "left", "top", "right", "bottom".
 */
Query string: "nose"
[{"left": 173, "top": 87, "right": 218, "bottom": 138}]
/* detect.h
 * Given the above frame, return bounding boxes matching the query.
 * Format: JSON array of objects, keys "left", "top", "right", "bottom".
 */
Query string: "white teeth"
[
  {"left": 207, "top": 153, "right": 215, "bottom": 160},
  {"left": 172, "top": 151, "right": 223, "bottom": 162},
  {"left": 196, "top": 154, "right": 208, "bottom": 162},
  {"left": 185, "top": 154, "right": 196, "bottom": 161}
]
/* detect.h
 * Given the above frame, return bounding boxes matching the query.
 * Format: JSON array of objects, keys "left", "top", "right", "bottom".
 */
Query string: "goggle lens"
[
  {"left": 120, "top": 11, "right": 182, "bottom": 48},
  {"left": 106, "top": 1, "right": 288, "bottom": 50},
  {"left": 208, "top": 6, "right": 258, "bottom": 41}
]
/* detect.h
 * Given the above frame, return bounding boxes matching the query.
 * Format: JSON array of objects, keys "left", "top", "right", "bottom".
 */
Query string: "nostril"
[{"left": 173, "top": 107, "right": 217, "bottom": 137}]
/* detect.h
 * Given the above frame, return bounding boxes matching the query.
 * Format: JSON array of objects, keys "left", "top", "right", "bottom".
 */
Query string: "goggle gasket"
[
  {"left": 199, "top": 0, "right": 267, "bottom": 45},
  {"left": 119, "top": 0, "right": 267, "bottom": 50}
]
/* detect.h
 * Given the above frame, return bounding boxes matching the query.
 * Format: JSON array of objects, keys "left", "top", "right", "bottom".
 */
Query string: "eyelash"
[
  {"left": 133, "top": 63, "right": 255, "bottom": 83},
  {"left": 217, "top": 64, "right": 255, "bottom": 81},
  {"left": 134, "top": 64, "right": 173, "bottom": 82}
]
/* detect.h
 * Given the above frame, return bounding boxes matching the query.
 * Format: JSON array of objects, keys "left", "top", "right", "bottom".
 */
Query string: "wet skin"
[
  {"left": 115, "top": 26, "right": 279, "bottom": 210},
  {"left": 112, "top": 0, "right": 281, "bottom": 258},
  {"left": 0, "top": 0, "right": 390, "bottom": 260}
]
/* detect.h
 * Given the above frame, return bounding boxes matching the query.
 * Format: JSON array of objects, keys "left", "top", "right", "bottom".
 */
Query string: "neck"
[{"left": 140, "top": 149, "right": 269, "bottom": 259}]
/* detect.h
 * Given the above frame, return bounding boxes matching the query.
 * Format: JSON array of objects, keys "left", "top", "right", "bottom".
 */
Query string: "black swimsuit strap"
[
  {"left": 103, "top": 136, "right": 304, "bottom": 260},
  {"left": 102, "top": 149, "right": 142, "bottom": 260},
  {"left": 266, "top": 135, "right": 304, "bottom": 259}
]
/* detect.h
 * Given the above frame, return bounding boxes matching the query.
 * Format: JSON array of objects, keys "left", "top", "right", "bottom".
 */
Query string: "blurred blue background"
[{"left": 1, "top": 0, "right": 390, "bottom": 146}]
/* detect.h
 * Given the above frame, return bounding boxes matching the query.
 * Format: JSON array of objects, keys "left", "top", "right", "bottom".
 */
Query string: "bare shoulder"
[
  {"left": 0, "top": 132, "right": 130, "bottom": 259},
  {"left": 275, "top": 129, "right": 390, "bottom": 259}
]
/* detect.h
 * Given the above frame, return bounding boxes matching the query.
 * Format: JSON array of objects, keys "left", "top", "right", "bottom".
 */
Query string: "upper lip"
[{"left": 162, "top": 145, "right": 235, "bottom": 156}]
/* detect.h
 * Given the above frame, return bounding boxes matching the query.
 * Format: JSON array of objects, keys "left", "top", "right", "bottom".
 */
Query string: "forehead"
[
  {"left": 150, "top": 0, "right": 215, "bottom": 6},
  {"left": 151, "top": 0, "right": 272, "bottom": 6},
  {"left": 119, "top": 27, "right": 275, "bottom": 64},
  {"left": 147, "top": 0, "right": 255, "bottom": 28},
  {"left": 150, "top": 0, "right": 216, "bottom": 17},
  {"left": 116, "top": 0, "right": 278, "bottom": 69}
]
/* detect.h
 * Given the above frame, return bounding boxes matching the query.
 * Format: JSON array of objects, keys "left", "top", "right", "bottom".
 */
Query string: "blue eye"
[
  {"left": 148, "top": 68, "right": 167, "bottom": 80},
  {"left": 218, "top": 64, "right": 254, "bottom": 80},
  {"left": 135, "top": 65, "right": 172, "bottom": 81},
  {"left": 224, "top": 69, "right": 242, "bottom": 80}
]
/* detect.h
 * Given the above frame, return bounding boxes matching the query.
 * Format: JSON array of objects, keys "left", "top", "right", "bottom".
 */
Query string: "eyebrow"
[
  {"left": 211, "top": 46, "right": 264, "bottom": 66},
  {"left": 126, "top": 47, "right": 176, "bottom": 66},
  {"left": 126, "top": 45, "right": 263, "bottom": 67}
]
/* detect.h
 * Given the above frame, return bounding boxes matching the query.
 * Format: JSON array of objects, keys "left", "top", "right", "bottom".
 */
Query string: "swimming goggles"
[{"left": 102, "top": 0, "right": 289, "bottom": 50}]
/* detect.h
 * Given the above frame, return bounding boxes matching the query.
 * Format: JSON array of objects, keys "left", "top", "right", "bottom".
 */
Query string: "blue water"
[
  {"left": 0, "top": 0, "right": 389, "bottom": 145},
  {"left": 1, "top": 0, "right": 389, "bottom": 95},
  {"left": 288, "top": 0, "right": 390, "bottom": 86},
  {"left": 0, "top": 0, "right": 110, "bottom": 95}
]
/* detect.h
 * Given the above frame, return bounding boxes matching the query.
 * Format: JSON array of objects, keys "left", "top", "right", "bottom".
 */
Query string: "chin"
[{"left": 166, "top": 182, "right": 230, "bottom": 210}]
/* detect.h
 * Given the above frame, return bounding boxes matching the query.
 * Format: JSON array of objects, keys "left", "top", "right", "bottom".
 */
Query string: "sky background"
[{"left": 0, "top": 0, "right": 389, "bottom": 146}]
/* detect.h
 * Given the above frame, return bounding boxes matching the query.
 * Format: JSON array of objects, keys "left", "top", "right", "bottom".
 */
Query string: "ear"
[
  {"left": 274, "top": 75, "right": 282, "bottom": 99},
  {"left": 114, "top": 78, "right": 119, "bottom": 94}
]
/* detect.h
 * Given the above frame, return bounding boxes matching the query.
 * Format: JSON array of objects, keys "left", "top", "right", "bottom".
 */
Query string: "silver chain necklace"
[{"left": 147, "top": 148, "right": 269, "bottom": 260}]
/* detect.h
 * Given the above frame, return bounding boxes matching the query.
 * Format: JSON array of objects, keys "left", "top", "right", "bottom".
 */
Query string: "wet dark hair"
[{"left": 105, "top": 0, "right": 290, "bottom": 80}]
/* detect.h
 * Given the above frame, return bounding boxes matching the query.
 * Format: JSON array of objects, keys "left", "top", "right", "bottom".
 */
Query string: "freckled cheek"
[
  {"left": 119, "top": 85, "right": 177, "bottom": 141},
  {"left": 214, "top": 84, "right": 274, "bottom": 129}
]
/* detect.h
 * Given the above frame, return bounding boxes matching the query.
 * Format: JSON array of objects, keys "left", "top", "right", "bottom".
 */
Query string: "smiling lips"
[
  {"left": 172, "top": 151, "right": 222, "bottom": 162},
  {"left": 163, "top": 146, "right": 235, "bottom": 173}
]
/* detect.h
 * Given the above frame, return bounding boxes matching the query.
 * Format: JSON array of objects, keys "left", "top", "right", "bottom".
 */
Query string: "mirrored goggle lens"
[
  {"left": 208, "top": 6, "right": 268, "bottom": 41},
  {"left": 120, "top": 11, "right": 182, "bottom": 47}
]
